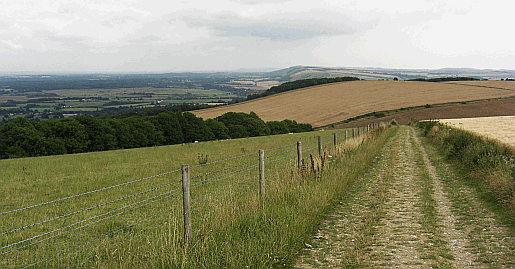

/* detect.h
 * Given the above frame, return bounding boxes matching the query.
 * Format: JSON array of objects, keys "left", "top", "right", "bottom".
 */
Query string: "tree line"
[
  {"left": 407, "top": 77, "right": 481, "bottom": 82},
  {"left": 0, "top": 111, "right": 312, "bottom": 159},
  {"left": 246, "top": 76, "right": 361, "bottom": 101}
]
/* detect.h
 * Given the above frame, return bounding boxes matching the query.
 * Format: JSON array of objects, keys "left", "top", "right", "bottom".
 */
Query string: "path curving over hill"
[{"left": 295, "top": 126, "right": 515, "bottom": 268}]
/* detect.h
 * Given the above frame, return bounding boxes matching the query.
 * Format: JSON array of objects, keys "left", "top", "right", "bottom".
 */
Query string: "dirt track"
[{"left": 295, "top": 126, "right": 515, "bottom": 268}]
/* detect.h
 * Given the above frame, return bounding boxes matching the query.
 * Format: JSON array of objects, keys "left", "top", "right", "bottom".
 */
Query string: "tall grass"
[
  {"left": 1, "top": 125, "right": 395, "bottom": 268},
  {"left": 130, "top": 125, "right": 395, "bottom": 268},
  {"left": 413, "top": 119, "right": 515, "bottom": 228}
]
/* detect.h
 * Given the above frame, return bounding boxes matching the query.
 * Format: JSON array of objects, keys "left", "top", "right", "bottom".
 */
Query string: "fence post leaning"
[
  {"left": 259, "top": 150, "right": 265, "bottom": 200},
  {"left": 181, "top": 165, "right": 192, "bottom": 244},
  {"left": 318, "top": 136, "right": 323, "bottom": 156},
  {"left": 297, "top": 141, "right": 302, "bottom": 169}
]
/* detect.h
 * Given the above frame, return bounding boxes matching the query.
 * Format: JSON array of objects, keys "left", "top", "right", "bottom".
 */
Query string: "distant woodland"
[
  {"left": 245, "top": 77, "right": 361, "bottom": 101},
  {"left": 0, "top": 111, "right": 312, "bottom": 159},
  {"left": 407, "top": 77, "right": 482, "bottom": 82}
]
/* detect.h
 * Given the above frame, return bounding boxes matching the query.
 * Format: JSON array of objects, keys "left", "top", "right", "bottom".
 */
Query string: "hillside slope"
[{"left": 192, "top": 81, "right": 515, "bottom": 127}]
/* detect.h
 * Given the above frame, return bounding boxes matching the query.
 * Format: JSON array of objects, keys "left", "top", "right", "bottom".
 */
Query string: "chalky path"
[{"left": 295, "top": 126, "right": 515, "bottom": 268}]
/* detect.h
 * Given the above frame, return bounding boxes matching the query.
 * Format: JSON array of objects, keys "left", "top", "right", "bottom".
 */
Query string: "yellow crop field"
[
  {"left": 193, "top": 81, "right": 515, "bottom": 127},
  {"left": 438, "top": 116, "right": 515, "bottom": 148}
]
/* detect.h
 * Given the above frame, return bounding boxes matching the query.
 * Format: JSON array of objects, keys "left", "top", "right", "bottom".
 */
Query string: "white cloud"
[
  {"left": 179, "top": 9, "right": 376, "bottom": 41},
  {"left": 0, "top": 0, "right": 514, "bottom": 71},
  {"left": 1, "top": 40, "right": 23, "bottom": 49}
]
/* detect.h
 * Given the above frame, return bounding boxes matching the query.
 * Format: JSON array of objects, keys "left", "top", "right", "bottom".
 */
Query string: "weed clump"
[{"left": 197, "top": 152, "right": 209, "bottom": 165}]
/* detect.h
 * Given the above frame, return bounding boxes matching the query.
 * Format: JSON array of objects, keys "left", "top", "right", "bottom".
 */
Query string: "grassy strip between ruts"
[
  {"left": 412, "top": 119, "right": 515, "bottom": 231},
  {"left": 96, "top": 124, "right": 397, "bottom": 268}
]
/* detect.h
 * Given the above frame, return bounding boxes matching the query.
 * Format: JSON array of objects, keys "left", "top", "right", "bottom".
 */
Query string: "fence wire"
[
  {"left": 2, "top": 185, "right": 183, "bottom": 255},
  {"left": 2, "top": 179, "right": 183, "bottom": 238},
  {"left": 190, "top": 163, "right": 258, "bottom": 189},
  {"left": 190, "top": 151, "right": 258, "bottom": 169},
  {"left": 0, "top": 169, "right": 181, "bottom": 216},
  {"left": 1, "top": 126, "right": 388, "bottom": 268}
]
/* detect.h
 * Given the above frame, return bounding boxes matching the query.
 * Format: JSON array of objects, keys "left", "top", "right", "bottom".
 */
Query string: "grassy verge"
[
  {"left": 100, "top": 125, "right": 397, "bottom": 268},
  {"left": 412, "top": 119, "right": 515, "bottom": 230},
  {"left": 1, "top": 125, "right": 394, "bottom": 268}
]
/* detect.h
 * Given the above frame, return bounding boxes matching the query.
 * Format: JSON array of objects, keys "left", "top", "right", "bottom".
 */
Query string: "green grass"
[
  {"left": 1, "top": 125, "right": 393, "bottom": 268},
  {"left": 416, "top": 128, "right": 515, "bottom": 268},
  {"left": 414, "top": 120, "right": 515, "bottom": 230}
]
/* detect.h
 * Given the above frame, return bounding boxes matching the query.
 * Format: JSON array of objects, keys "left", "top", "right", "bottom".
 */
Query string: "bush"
[{"left": 417, "top": 120, "right": 439, "bottom": 136}]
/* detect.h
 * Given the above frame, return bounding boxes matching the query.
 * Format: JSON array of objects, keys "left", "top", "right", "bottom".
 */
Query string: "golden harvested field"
[
  {"left": 447, "top": 80, "right": 515, "bottom": 91},
  {"left": 438, "top": 116, "right": 515, "bottom": 148},
  {"left": 193, "top": 81, "right": 515, "bottom": 127}
]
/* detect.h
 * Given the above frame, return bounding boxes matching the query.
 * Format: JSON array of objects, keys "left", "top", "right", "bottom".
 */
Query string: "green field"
[{"left": 0, "top": 124, "right": 391, "bottom": 268}]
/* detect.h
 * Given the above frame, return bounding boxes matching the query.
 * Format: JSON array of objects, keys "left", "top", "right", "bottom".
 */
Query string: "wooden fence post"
[
  {"left": 181, "top": 165, "right": 192, "bottom": 243},
  {"left": 259, "top": 150, "right": 265, "bottom": 200},
  {"left": 345, "top": 130, "right": 348, "bottom": 141},
  {"left": 297, "top": 141, "right": 302, "bottom": 169},
  {"left": 318, "top": 136, "right": 323, "bottom": 156},
  {"left": 333, "top": 133, "right": 337, "bottom": 149}
]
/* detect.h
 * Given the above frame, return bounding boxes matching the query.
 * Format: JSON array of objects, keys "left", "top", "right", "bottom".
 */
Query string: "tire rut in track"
[{"left": 295, "top": 126, "right": 515, "bottom": 268}]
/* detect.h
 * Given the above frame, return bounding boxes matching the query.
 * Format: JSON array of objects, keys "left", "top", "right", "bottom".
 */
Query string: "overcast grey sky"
[{"left": 1, "top": 0, "right": 513, "bottom": 72}]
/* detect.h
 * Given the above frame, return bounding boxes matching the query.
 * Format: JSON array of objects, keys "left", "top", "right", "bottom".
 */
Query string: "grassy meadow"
[
  {"left": 192, "top": 80, "right": 515, "bottom": 127},
  {"left": 1, "top": 123, "right": 393, "bottom": 268}
]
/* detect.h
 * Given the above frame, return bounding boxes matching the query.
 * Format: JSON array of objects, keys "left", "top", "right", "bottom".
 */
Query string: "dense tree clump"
[
  {"left": 246, "top": 76, "right": 360, "bottom": 101},
  {"left": 0, "top": 111, "right": 312, "bottom": 159},
  {"left": 407, "top": 77, "right": 480, "bottom": 82}
]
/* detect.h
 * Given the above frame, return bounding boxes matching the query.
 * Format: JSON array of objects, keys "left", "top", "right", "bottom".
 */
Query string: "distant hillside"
[
  {"left": 246, "top": 76, "right": 360, "bottom": 101},
  {"left": 260, "top": 66, "right": 515, "bottom": 82},
  {"left": 192, "top": 80, "right": 515, "bottom": 127}
]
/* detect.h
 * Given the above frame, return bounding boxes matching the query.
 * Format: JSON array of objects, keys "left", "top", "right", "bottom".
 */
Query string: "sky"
[{"left": 1, "top": 0, "right": 514, "bottom": 73}]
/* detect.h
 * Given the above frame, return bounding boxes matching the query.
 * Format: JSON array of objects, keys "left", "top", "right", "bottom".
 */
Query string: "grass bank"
[
  {"left": 412, "top": 119, "right": 515, "bottom": 229},
  {"left": 1, "top": 124, "right": 394, "bottom": 268},
  {"left": 140, "top": 124, "right": 397, "bottom": 268}
]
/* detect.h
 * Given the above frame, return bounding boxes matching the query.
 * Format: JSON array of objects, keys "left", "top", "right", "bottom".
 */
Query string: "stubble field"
[
  {"left": 438, "top": 116, "right": 515, "bottom": 148},
  {"left": 193, "top": 81, "right": 515, "bottom": 127}
]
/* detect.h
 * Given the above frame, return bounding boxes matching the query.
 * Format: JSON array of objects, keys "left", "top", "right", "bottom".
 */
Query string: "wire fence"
[{"left": 0, "top": 122, "right": 389, "bottom": 268}]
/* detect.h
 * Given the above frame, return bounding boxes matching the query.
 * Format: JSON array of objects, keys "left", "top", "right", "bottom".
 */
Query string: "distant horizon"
[{"left": 2, "top": 65, "right": 515, "bottom": 76}]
